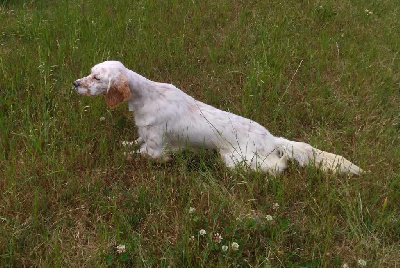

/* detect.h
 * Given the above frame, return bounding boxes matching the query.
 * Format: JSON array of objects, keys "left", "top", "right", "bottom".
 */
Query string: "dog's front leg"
[
  {"left": 139, "top": 143, "right": 171, "bottom": 162},
  {"left": 138, "top": 128, "right": 171, "bottom": 162}
]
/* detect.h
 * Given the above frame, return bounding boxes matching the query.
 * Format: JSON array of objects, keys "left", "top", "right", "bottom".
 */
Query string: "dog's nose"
[{"left": 73, "top": 80, "right": 80, "bottom": 88}]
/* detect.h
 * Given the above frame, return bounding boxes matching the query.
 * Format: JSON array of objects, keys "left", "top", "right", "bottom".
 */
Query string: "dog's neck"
[{"left": 125, "top": 69, "right": 154, "bottom": 112}]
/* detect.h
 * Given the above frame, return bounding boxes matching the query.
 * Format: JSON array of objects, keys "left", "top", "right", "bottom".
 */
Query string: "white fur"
[{"left": 74, "top": 61, "right": 362, "bottom": 175}]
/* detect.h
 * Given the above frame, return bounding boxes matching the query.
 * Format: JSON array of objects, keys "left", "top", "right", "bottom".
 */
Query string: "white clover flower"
[
  {"left": 99, "top": 116, "right": 105, "bottom": 121},
  {"left": 273, "top": 203, "right": 280, "bottom": 210},
  {"left": 116, "top": 244, "right": 126, "bottom": 254},
  {"left": 221, "top": 245, "right": 228, "bottom": 252},
  {"left": 214, "top": 233, "right": 223, "bottom": 243},
  {"left": 342, "top": 263, "right": 349, "bottom": 268},
  {"left": 199, "top": 229, "right": 206, "bottom": 236},
  {"left": 266, "top": 215, "right": 273, "bottom": 221},
  {"left": 231, "top": 242, "right": 239, "bottom": 251},
  {"left": 364, "top": 9, "right": 373, "bottom": 15},
  {"left": 357, "top": 259, "right": 367, "bottom": 266},
  {"left": 189, "top": 207, "right": 196, "bottom": 214}
]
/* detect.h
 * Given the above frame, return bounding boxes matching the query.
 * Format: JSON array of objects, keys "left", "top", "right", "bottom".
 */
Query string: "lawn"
[{"left": 0, "top": 0, "right": 399, "bottom": 267}]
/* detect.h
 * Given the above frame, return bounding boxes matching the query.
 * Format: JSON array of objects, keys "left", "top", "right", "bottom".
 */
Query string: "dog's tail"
[{"left": 275, "top": 137, "right": 362, "bottom": 175}]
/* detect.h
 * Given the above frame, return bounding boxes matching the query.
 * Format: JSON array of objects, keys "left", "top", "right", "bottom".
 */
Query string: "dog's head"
[{"left": 73, "top": 61, "right": 131, "bottom": 108}]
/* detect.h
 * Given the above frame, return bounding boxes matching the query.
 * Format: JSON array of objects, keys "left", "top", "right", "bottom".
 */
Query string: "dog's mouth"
[
  {"left": 74, "top": 86, "right": 92, "bottom": 96},
  {"left": 82, "top": 90, "right": 92, "bottom": 96}
]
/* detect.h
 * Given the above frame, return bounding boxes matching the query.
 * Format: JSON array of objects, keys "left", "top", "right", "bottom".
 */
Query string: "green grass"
[{"left": 0, "top": 0, "right": 399, "bottom": 266}]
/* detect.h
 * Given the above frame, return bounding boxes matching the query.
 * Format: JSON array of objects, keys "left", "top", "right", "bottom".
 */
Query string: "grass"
[{"left": 0, "top": 0, "right": 399, "bottom": 266}]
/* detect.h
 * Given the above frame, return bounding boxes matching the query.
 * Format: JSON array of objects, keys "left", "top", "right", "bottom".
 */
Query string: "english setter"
[{"left": 74, "top": 61, "right": 362, "bottom": 175}]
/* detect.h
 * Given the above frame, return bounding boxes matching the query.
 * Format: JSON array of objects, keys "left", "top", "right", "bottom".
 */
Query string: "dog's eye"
[{"left": 93, "top": 76, "right": 100, "bottom": 80}]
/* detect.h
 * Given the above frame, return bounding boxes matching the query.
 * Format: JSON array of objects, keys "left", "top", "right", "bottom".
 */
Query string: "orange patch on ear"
[{"left": 105, "top": 74, "right": 131, "bottom": 108}]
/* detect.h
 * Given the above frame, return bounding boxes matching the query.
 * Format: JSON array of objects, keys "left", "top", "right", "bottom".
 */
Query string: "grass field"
[{"left": 0, "top": 0, "right": 399, "bottom": 267}]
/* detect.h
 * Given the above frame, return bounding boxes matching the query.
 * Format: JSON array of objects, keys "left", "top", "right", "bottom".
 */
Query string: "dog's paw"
[{"left": 134, "top": 137, "right": 144, "bottom": 145}]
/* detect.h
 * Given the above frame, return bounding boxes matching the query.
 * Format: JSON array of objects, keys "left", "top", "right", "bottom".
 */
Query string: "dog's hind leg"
[
  {"left": 254, "top": 153, "right": 289, "bottom": 175},
  {"left": 220, "top": 150, "right": 288, "bottom": 175}
]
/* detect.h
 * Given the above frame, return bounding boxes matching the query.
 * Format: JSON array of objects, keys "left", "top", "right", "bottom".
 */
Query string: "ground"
[{"left": 0, "top": 0, "right": 399, "bottom": 267}]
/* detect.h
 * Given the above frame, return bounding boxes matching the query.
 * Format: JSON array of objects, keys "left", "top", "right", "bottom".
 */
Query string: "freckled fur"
[{"left": 74, "top": 61, "right": 363, "bottom": 175}]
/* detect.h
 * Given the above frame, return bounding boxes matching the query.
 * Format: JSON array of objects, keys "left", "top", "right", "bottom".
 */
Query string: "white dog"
[{"left": 74, "top": 61, "right": 362, "bottom": 175}]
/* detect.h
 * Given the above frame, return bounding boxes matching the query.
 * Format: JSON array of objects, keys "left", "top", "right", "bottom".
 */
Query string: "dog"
[{"left": 73, "top": 61, "right": 362, "bottom": 175}]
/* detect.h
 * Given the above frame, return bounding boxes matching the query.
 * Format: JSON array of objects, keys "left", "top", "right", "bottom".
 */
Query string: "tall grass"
[{"left": 0, "top": 0, "right": 399, "bottom": 266}]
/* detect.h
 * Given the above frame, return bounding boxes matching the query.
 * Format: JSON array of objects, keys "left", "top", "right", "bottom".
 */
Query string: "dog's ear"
[{"left": 105, "top": 74, "right": 131, "bottom": 108}]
